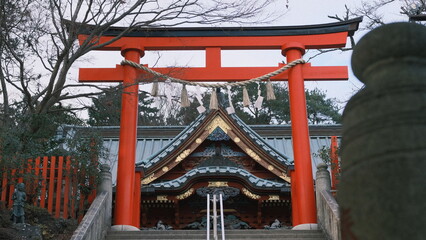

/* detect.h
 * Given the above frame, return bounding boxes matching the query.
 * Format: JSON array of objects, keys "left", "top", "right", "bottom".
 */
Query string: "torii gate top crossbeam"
[
  {"left": 77, "top": 17, "right": 361, "bottom": 82},
  {"left": 78, "top": 17, "right": 361, "bottom": 50}
]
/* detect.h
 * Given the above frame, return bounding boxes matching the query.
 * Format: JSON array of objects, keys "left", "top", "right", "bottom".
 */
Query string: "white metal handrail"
[
  {"left": 207, "top": 194, "right": 210, "bottom": 240},
  {"left": 207, "top": 194, "right": 226, "bottom": 240},
  {"left": 219, "top": 194, "right": 225, "bottom": 240}
]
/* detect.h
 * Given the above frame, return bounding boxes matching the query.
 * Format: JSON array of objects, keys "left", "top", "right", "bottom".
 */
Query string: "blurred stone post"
[
  {"left": 99, "top": 164, "right": 112, "bottom": 227},
  {"left": 316, "top": 163, "right": 331, "bottom": 223},
  {"left": 340, "top": 22, "right": 426, "bottom": 239}
]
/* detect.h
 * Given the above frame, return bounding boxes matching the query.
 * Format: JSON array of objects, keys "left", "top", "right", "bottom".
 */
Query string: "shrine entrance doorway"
[{"left": 142, "top": 183, "right": 291, "bottom": 229}]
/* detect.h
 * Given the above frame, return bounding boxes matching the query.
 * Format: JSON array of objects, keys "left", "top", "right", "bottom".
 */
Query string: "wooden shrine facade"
[{"left": 134, "top": 107, "right": 293, "bottom": 229}]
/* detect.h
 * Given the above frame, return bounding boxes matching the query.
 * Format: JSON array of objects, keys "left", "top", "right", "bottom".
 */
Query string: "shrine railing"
[{"left": 0, "top": 156, "right": 97, "bottom": 222}]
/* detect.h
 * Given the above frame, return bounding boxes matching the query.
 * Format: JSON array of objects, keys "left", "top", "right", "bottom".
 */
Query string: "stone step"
[
  {"left": 106, "top": 230, "right": 326, "bottom": 240},
  {"left": 107, "top": 238, "right": 325, "bottom": 240}
]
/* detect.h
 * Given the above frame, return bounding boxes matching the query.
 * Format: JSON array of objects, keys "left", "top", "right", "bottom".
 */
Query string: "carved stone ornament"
[
  {"left": 196, "top": 186, "right": 240, "bottom": 201},
  {"left": 12, "top": 183, "right": 26, "bottom": 224}
]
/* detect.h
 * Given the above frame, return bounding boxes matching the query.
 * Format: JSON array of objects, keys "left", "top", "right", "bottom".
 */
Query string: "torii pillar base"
[{"left": 111, "top": 225, "right": 140, "bottom": 231}]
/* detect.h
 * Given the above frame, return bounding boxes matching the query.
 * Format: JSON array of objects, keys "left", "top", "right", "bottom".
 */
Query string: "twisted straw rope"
[{"left": 121, "top": 58, "right": 305, "bottom": 88}]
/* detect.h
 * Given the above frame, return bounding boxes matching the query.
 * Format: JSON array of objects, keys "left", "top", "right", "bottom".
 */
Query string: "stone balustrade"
[
  {"left": 71, "top": 164, "right": 112, "bottom": 240},
  {"left": 316, "top": 163, "right": 341, "bottom": 240}
]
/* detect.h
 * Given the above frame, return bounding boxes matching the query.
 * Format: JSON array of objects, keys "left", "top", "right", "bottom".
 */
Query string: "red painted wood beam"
[
  {"left": 132, "top": 171, "right": 142, "bottom": 228},
  {"left": 114, "top": 47, "right": 143, "bottom": 227},
  {"left": 78, "top": 32, "right": 348, "bottom": 50},
  {"left": 283, "top": 42, "right": 317, "bottom": 226},
  {"left": 79, "top": 64, "right": 348, "bottom": 82},
  {"left": 290, "top": 169, "right": 299, "bottom": 226},
  {"left": 331, "top": 136, "right": 339, "bottom": 190}
]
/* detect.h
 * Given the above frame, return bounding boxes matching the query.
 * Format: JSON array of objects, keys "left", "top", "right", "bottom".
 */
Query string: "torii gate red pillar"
[
  {"left": 283, "top": 42, "right": 316, "bottom": 225},
  {"left": 115, "top": 46, "right": 144, "bottom": 227}
]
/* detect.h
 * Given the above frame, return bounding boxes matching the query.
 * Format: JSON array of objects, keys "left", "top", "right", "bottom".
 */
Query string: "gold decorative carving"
[
  {"left": 141, "top": 173, "right": 157, "bottom": 185},
  {"left": 245, "top": 148, "right": 262, "bottom": 162},
  {"left": 242, "top": 188, "right": 260, "bottom": 200},
  {"left": 162, "top": 166, "right": 169, "bottom": 172},
  {"left": 280, "top": 172, "right": 291, "bottom": 183},
  {"left": 206, "top": 116, "right": 231, "bottom": 134},
  {"left": 234, "top": 137, "right": 241, "bottom": 143},
  {"left": 157, "top": 195, "right": 168, "bottom": 201},
  {"left": 196, "top": 138, "right": 202, "bottom": 144},
  {"left": 267, "top": 165, "right": 274, "bottom": 171},
  {"left": 208, "top": 181, "right": 228, "bottom": 187},
  {"left": 176, "top": 188, "right": 194, "bottom": 200},
  {"left": 175, "top": 149, "right": 191, "bottom": 163},
  {"left": 268, "top": 195, "right": 280, "bottom": 200}
]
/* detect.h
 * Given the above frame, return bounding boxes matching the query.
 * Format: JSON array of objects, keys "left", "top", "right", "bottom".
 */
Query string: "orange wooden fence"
[{"left": 0, "top": 156, "right": 97, "bottom": 222}]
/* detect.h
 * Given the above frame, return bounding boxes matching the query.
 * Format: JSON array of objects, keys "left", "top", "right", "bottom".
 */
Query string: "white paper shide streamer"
[
  {"left": 195, "top": 86, "right": 206, "bottom": 113},
  {"left": 226, "top": 86, "right": 235, "bottom": 114},
  {"left": 254, "top": 82, "right": 264, "bottom": 109}
]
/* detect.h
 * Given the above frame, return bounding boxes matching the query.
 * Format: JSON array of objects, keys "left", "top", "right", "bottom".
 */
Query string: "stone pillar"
[
  {"left": 316, "top": 163, "right": 331, "bottom": 224},
  {"left": 99, "top": 165, "right": 112, "bottom": 195},
  {"left": 99, "top": 164, "right": 113, "bottom": 228},
  {"left": 339, "top": 22, "right": 426, "bottom": 239}
]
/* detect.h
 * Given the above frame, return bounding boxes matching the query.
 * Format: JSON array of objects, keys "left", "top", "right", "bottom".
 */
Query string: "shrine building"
[{"left": 61, "top": 105, "right": 341, "bottom": 229}]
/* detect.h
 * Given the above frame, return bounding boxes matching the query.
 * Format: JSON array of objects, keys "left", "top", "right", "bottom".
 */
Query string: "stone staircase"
[{"left": 106, "top": 229, "right": 327, "bottom": 240}]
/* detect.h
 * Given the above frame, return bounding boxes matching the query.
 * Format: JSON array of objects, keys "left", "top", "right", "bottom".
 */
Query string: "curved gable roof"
[
  {"left": 138, "top": 108, "right": 293, "bottom": 185},
  {"left": 136, "top": 113, "right": 207, "bottom": 169},
  {"left": 147, "top": 166, "right": 288, "bottom": 191},
  {"left": 230, "top": 113, "right": 292, "bottom": 165}
]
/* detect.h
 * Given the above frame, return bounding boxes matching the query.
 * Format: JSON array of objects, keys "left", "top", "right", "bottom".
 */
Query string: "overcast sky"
[{"left": 76, "top": 0, "right": 408, "bottom": 112}]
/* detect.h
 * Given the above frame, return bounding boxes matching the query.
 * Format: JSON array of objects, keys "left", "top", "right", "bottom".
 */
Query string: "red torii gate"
[{"left": 77, "top": 17, "right": 361, "bottom": 229}]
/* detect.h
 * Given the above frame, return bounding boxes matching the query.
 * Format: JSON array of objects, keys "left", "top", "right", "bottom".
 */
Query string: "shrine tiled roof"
[
  {"left": 57, "top": 121, "right": 341, "bottom": 185},
  {"left": 230, "top": 114, "right": 293, "bottom": 165},
  {"left": 147, "top": 166, "right": 288, "bottom": 191},
  {"left": 136, "top": 109, "right": 293, "bottom": 170},
  {"left": 136, "top": 113, "right": 207, "bottom": 169}
]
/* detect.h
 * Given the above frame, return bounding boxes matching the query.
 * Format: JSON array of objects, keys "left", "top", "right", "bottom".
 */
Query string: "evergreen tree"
[
  {"left": 88, "top": 85, "right": 164, "bottom": 126},
  {"left": 87, "top": 88, "right": 122, "bottom": 126},
  {"left": 230, "top": 83, "right": 340, "bottom": 125},
  {"left": 87, "top": 84, "right": 341, "bottom": 126},
  {"left": 306, "top": 88, "right": 341, "bottom": 124},
  {"left": 231, "top": 83, "right": 291, "bottom": 125}
]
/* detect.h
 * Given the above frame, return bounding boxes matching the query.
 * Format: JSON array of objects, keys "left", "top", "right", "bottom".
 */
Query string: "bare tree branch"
[{"left": 1, "top": 0, "right": 283, "bottom": 123}]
